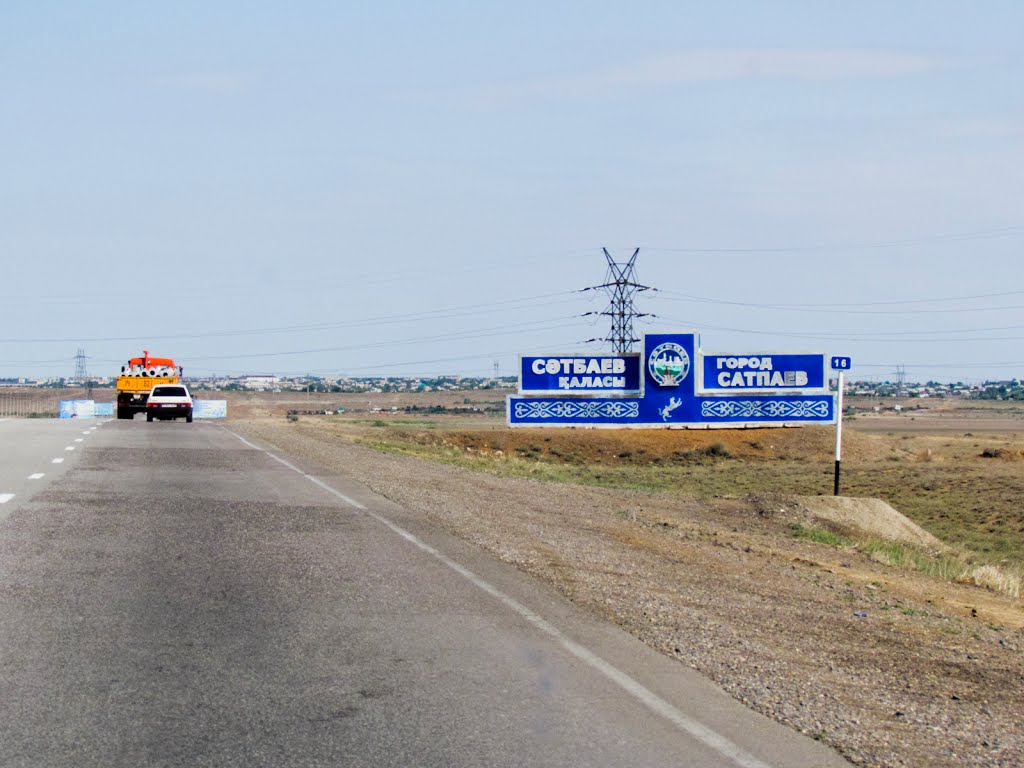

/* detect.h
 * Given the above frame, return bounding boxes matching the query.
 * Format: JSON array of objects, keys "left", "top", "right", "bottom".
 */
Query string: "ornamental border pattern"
[
  {"left": 701, "top": 399, "right": 830, "bottom": 419},
  {"left": 513, "top": 400, "right": 640, "bottom": 420}
]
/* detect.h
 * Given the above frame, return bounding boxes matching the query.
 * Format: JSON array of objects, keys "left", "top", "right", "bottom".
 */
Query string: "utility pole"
[{"left": 581, "top": 248, "right": 654, "bottom": 353}]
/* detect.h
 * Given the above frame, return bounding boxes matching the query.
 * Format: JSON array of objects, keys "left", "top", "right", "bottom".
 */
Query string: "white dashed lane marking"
[
  {"left": 65, "top": 447, "right": 75, "bottom": 452},
  {"left": 52, "top": 458, "right": 64, "bottom": 464},
  {"left": 28, "top": 473, "right": 44, "bottom": 480},
  {"left": 0, "top": 494, "right": 14, "bottom": 504}
]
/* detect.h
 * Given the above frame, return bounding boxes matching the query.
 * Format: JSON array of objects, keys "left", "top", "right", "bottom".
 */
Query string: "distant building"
[{"left": 243, "top": 375, "right": 280, "bottom": 390}]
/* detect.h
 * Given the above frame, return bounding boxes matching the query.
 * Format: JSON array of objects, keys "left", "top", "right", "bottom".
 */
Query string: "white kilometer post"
[
  {"left": 834, "top": 370, "right": 844, "bottom": 496},
  {"left": 830, "top": 356, "right": 851, "bottom": 496}
]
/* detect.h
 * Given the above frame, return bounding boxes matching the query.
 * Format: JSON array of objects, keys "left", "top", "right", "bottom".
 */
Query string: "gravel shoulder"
[{"left": 233, "top": 418, "right": 1024, "bottom": 768}]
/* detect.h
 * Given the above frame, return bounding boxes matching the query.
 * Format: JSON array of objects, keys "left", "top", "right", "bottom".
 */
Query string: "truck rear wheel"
[{"left": 146, "top": 413, "right": 153, "bottom": 422}]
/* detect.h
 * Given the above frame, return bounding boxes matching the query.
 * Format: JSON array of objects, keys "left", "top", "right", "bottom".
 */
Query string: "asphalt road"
[
  {"left": 0, "top": 418, "right": 851, "bottom": 767},
  {"left": 0, "top": 417, "right": 99, "bottom": 520}
]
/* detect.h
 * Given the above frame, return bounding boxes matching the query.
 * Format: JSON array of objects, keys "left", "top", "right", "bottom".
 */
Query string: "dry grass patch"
[{"left": 345, "top": 417, "right": 1024, "bottom": 577}]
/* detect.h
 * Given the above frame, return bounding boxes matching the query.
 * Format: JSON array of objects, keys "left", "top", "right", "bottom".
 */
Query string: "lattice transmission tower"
[
  {"left": 582, "top": 248, "right": 654, "bottom": 353},
  {"left": 74, "top": 348, "right": 88, "bottom": 380}
]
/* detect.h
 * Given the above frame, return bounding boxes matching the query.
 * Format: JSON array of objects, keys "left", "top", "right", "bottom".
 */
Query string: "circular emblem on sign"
[{"left": 648, "top": 342, "right": 691, "bottom": 387}]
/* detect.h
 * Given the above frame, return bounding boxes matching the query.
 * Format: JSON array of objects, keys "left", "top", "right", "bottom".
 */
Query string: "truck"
[{"left": 116, "top": 351, "right": 183, "bottom": 420}]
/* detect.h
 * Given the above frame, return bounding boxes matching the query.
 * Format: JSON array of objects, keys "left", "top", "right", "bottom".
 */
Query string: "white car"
[{"left": 146, "top": 384, "right": 194, "bottom": 423}]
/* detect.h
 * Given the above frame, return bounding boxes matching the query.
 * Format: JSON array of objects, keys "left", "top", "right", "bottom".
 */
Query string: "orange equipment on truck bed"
[{"left": 127, "top": 352, "right": 176, "bottom": 369}]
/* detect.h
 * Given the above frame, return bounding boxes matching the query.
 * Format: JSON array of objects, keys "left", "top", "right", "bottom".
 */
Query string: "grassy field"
[
  {"left": 328, "top": 410, "right": 1024, "bottom": 572},
  {"left": 835, "top": 433, "right": 1023, "bottom": 562}
]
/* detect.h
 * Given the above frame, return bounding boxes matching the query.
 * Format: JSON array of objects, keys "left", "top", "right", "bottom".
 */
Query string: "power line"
[
  {"left": 772, "top": 324, "right": 1024, "bottom": 337},
  {"left": 0, "top": 290, "right": 580, "bottom": 344},
  {"left": 853, "top": 361, "right": 1024, "bottom": 370},
  {"left": 0, "top": 249, "right": 602, "bottom": 307},
  {"left": 655, "top": 287, "right": 1024, "bottom": 308},
  {"left": 650, "top": 291, "right": 1024, "bottom": 315},
  {"left": 654, "top": 315, "right": 1024, "bottom": 344},
  {"left": 637, "top": 224, "right": 1024, "bottom": 255},
  {"left": 184, "top": 340, "right": 585, "bottom": 378},
  {"left": 181, "top": 315, "right": 589, "bottom": 362}
]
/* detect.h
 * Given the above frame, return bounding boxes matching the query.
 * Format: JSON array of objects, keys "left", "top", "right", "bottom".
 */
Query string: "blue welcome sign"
[
  {"left": 508, "top": 331, "right": 835, "bottom": 428},
  {"left": 519, "top": 354, "right": 642, "bottom": 396},
  {"left": 700, "top": 353, "right": 826, "bottom": 393}
]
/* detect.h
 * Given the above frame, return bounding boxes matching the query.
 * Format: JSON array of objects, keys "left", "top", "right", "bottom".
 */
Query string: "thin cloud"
[
  {"left": 936, "top": 118, "right": 1024, "bottom": 141},
  {"left": 155, "top": 72, "right": 252, "bottom": 93},
  {"left": 449, "top": 48, "right": 965, "bottom": 105}
]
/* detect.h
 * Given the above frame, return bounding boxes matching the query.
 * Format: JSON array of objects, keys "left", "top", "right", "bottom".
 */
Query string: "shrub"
[{"left": 703, "top": 442, "right": 731, "bottom": 458}]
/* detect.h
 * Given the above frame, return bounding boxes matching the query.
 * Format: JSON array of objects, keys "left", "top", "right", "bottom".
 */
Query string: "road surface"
[{"left": 0, "top": 418, "right": 851, "bottom": 767}]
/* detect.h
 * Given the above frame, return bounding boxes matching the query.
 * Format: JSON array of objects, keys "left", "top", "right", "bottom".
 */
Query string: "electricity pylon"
[{"left": 582, "top": 248, "right": 653, "bottom": 353}]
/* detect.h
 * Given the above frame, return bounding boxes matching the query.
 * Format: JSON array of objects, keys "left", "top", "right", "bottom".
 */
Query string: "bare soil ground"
[
  {"left": 849, "top": 398, "right": 1024, "bottom": 434},
  {"left": 230, "top": 398, "right": 1024, "bottom": 768}
]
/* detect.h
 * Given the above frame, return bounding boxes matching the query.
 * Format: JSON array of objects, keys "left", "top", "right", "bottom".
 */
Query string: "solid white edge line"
[{"left": 227, "top": 428, "right": 774, "bottom": 768}]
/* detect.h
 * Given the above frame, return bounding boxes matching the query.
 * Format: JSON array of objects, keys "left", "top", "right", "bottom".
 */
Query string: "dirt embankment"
[
  {"left": 799, "top": 496, "right": 944, "bottom": 549},
  {"left": 233, "top": 418, "right": 1024, "bottom": 768}
]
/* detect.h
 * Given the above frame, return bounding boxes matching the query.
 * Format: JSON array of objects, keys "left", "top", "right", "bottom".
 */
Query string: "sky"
[{"left": 2, "top": 1, "right": 1022, "bottom": 383}]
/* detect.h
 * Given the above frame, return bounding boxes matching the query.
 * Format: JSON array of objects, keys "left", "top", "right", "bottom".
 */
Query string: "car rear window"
[{"left": 153, "top": 386, "right": 187, "bottom": 397}]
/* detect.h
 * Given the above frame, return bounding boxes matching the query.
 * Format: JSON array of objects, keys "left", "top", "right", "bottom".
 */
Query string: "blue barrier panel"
[
  {"left": 95, "top": 403, "right": 115, "bottom": 417},
  {"left": 193, "top": 400, "right": 227, "bottom": 419},
  {"left": 59, "top": 400, "right": 95, "bottom": 419}
]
